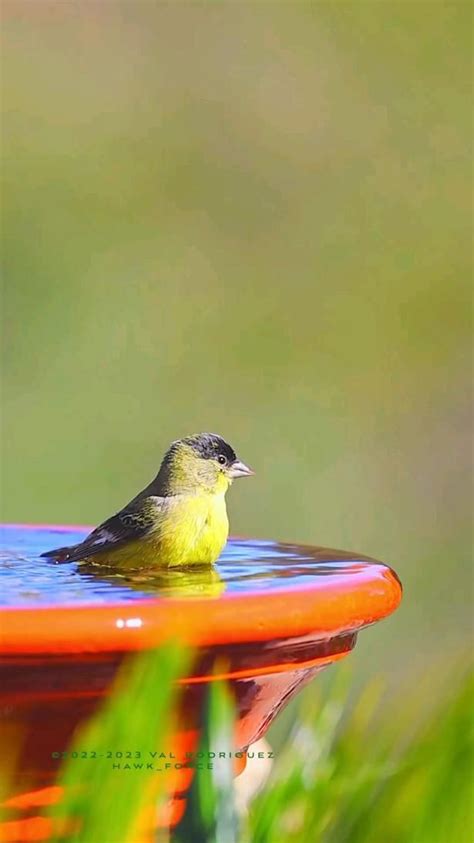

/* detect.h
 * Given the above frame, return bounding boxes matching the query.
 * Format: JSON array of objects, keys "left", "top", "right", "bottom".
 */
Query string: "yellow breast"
[{"left": 159, "top": 493, "right": 229, "bottom": 566}]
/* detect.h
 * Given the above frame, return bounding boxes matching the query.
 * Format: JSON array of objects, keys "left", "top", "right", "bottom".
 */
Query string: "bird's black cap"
[{"left": 182, "top": 433, "right": 237, "bottom": 463}]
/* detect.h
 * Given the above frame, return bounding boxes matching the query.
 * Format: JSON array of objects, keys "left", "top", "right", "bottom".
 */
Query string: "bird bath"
[{"left": 0, "top": 524, "right": 402, "bottom": 841}]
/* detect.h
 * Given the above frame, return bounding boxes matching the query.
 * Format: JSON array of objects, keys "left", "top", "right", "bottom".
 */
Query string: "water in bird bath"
[{"left": 1, "top": 524, "right": 385, "bottom": 606}]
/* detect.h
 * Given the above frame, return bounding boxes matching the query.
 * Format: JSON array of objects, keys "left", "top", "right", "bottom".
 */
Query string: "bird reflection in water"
[{"left": 77, "top": 558, "right": 226, "bottom": 599}]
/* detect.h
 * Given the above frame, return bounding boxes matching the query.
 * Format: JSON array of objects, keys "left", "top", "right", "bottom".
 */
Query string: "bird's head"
[{"left": 157, "top": 433, "right": 254, "bottom": 495}]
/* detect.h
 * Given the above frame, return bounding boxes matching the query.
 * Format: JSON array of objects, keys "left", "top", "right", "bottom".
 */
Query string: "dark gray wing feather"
[{"left": 41, "top": 496, "right": 165, "bottom": 563}]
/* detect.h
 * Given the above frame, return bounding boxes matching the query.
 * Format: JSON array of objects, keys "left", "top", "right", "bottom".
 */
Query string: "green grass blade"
[
  {"left": 47, "top": 642, "right": 189, "bottom": 843},
  {"left": 173, "top": 678, "right": 238, "bottom": 843}
]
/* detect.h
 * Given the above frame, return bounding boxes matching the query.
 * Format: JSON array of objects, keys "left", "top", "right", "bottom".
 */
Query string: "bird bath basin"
[{"left": 0, "top": 524, "right": 402, "bottom": 841}]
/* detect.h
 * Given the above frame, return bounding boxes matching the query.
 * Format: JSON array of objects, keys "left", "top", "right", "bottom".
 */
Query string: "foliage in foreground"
[
  {"left": 47, "top": 648, "right": 473, "bottom": 843},
  {"left": 48, "top": 643, "right": 189, "bottom": 843},
  {"left": 246, "top": 669, "right": 473, "bottom": 843}
]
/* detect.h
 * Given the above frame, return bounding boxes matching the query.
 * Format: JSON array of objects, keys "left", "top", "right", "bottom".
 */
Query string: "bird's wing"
[{"left": 41, "top": 496, "right": 166, "bottom": 563}]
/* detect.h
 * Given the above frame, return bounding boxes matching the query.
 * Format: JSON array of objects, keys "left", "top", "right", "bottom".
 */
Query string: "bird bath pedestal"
[{"left": 0, "top": 525, "right": 402, "bottom": 841}]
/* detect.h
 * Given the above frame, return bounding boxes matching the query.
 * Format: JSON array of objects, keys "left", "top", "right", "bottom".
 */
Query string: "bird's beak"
[{"left": 229, "top": 460, "right": 255, "bottom": 478}]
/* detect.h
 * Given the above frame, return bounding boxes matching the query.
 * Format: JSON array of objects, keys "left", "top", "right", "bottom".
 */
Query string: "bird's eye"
[{"left": 217, "top": 454, "right": 227, "bottom": 465}]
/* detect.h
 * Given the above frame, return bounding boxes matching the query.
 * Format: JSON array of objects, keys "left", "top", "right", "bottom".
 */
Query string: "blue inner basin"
[{"left": 1, "top": 524, "right": 377, "bottom": 607}]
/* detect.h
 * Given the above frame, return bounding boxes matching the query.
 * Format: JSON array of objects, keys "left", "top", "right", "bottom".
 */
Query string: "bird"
[{"left": 41, "top": 433, "right": 254, "bottom": 569}]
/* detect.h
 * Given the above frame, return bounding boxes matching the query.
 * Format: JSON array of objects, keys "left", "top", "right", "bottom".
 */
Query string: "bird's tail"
[{"left": 40, "top": 544, "right": 82, "bottom": 563}]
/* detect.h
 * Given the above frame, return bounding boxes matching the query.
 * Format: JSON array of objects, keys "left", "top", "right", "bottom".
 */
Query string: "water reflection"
[
  {"left": 78, "top": 560, "right": 226, "bottom": 598},
  {"left": 1, "top": 525, "right": 379, "bottom": 607}
]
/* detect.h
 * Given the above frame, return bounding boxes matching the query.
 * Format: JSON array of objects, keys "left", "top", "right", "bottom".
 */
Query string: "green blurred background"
[{"left": 1, "top": 0, "right": 471, "bottom": 706}]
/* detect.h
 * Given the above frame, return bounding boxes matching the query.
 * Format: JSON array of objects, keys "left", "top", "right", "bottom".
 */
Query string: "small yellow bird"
[{"left": 41, "top": 433, "right": 254, "bottom": 568}]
